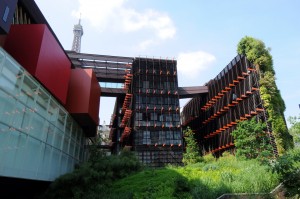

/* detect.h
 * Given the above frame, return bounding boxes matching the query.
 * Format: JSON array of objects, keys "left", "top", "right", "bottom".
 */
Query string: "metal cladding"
[
  {"left": 65, "top": 68, "right": 101, "bottom": 137},
  {"left": 109, "top": 57, "right": 183, "bottom": 167},
  {"left": 181, "top": 55, "right": 278, "bottom": 156},
  {"left": 66, "top": 50, "right": 134, "bottom": 83}
]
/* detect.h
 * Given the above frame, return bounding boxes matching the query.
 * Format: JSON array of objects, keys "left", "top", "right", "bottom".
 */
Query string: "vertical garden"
[{"left": 237, "top": 36, "right": 294, "bottom": 154}]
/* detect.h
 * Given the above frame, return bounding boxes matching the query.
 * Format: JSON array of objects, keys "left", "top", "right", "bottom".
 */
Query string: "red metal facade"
[
  {"left": 3, "top": 24, "right": 71, "bottom": 104},
  {"left": 66, "top": 68, "right": 101, "bottom": 137}
]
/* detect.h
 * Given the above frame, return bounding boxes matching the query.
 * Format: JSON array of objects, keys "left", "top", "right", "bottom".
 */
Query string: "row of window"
[
  {"left": 135, "top": 96, "right": 179, "bottom": 105},
  {"left": 135, "top": 112, "right": 180, "bottom": 121},
  {"left": 134, "top": 121, "right": 181, "bottom": 127},
  {"left": 135, "top": 81, "right": 178, "bottom": 89},
  {"left": 137, "top": 151, "right": 183, "bottom": 164},
  {"left": 134, "top": 130, "right": 182, "bottom": 145},
  {"left": 134, "top": 65, "right": 176, "bottom": 73}
]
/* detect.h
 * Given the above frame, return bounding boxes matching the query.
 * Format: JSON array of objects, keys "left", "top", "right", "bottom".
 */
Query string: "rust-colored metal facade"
[
  {"left": 181, "top": 55, "right": 278, "bottom": 156},
  {"left": 110, "top": 57, "right": 183, "bottom": 167}
]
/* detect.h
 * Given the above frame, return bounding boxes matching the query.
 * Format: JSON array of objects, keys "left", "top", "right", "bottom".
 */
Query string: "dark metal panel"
[
  {"left": 0, "top": 0, "right": 18, "bottom": 34},
  {"left": 178, "top": 86, "right": 208, "bottom": 98},
  {"left": 66, "top": 51, "right": 134, "bottom": 63},
  {"left": 101, "top": 88, "right": 126, "bottom": 97},
  {"left": 70, "top": 59, "right": 131, "bottom": 69},
  {"left": 93, "top": 68, "right": 127, "bottom": 75},
  {"left": 96, "top": 74, "right": 126, "bottom": 83}
]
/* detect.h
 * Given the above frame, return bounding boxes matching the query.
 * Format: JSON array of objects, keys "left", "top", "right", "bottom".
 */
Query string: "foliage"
[
  {"left": 103, "top": 154, "right": 279, "bottom": 199},
  {"left": 231, "top": 118, "right": 273, "bottom": 162},
  {"left": 42, "top": 150, "right": 142, "bottom": 199},
  {"left": 237, "top": 36, "right": 274, "bottom": 74},
  {"left": 288, "top": 115, "right": 300, "bottom": 147},
  {"left": 237, "top": 36, "right": 293, "bottom": 154},
  {"left": 272, "top": 148, "right": 300, "bottom": 197},
  {"left": 182, "top": 127, "right": 203, "bottom": 165}
]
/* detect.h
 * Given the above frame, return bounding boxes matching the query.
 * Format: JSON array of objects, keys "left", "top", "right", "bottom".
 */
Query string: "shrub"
[
  {"left": 183, "top": 127, "right": 203, "bottom": 165},
  {"left": 272, "top": 148, "right": 300, "bottom": 197},
  {"left": 231, "top": 118, "right": 273, "bottom": 162},
  {"left": 43, "top": 151, "right": 142, "bottom": 199}
]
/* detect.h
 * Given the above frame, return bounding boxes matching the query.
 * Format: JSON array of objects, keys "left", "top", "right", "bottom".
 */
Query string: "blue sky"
[{"left": 35, "top": 0, "right": 300, "bottom": 126}]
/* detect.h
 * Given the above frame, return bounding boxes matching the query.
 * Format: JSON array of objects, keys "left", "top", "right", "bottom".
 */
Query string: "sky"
[{"left": 35, "top": 0, "right": 300, "bottom": 127}]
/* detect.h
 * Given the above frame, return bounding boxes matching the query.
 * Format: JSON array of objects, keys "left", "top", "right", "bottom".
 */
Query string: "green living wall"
[{"left": 237, "top": 36, "right": 293, "bottom": 154}]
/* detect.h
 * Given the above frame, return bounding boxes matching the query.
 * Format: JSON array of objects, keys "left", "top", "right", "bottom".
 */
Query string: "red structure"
[
  {"left": 3, "top": 24, "right": 71, "bottom": 104},
  {"left": 66, "top": 68, "right": 101, "bottom": 137}
]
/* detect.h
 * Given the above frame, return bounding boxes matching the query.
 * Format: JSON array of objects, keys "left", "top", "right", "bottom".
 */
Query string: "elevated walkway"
[
  {"left": 178, "top": 86, "right": 208, "bottom": 98},
  {"left": 66, "top": 51, "right": 134, "bottom": 83}
]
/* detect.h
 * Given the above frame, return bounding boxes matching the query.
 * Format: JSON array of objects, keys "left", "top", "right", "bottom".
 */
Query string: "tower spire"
[{"left": 71, "top": 14, "right": 83, "bottom": 53}]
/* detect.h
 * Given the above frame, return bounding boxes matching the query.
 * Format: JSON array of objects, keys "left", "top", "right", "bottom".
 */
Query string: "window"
[
  {"left": 143, "top": 131, "right": 150, "bottom": 144},
  {"left": 165, "top": 115, "right": 172, "bottom": 122},
  {"left": 135, "top": 113, "right": 142, "bottom": 120},
  {"left": 150, "top": 113, "right": 157, "bottom": 120},
  {"left": 143, "top": 81, "right": 149, "bottom": 89},
  {"left": 173, "top": 114, "right": 180, "bottom": 122}
]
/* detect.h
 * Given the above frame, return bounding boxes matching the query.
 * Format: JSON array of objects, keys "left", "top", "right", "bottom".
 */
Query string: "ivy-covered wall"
[{"left": 237, "top": 36, "right": 294, "bottom": 154}]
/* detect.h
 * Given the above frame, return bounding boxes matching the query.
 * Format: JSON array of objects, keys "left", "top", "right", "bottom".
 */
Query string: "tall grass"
[{"left": 102, "top": 154, "right": 279, "bottom": 199}]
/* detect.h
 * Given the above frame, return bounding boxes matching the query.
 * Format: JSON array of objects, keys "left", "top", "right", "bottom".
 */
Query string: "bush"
[
  {"left": 183, "top": 127, "right": 203, "bottom": 165},
  {"left": 231, "top": 118, "right": 273, "bottom": 162},
  {"left": 272, "top": 148, "right": 300, "bottom": 197},
  {"left": 43, "top": 151, "right": 142, "bottom": 199}
]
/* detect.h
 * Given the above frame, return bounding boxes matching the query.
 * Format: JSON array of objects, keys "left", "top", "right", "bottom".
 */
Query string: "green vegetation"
[
  {"left": 288, "top": 115, "right": 300, "bottom": 147},
  {"left": 42, "top": 150, "right": 300, "bottom": 199},
  {"left": 231, "top": 118, "right": 273, "bottom": 162},
  {"left": 182, "top": 127, "right": 202, "bottom": 165},
  {"left": 103, "top": 154, "right": 279, "bottom": 199},
  {"left": 272, "top": 148, "right": 300, "bottom": 197},
  {"left": 237, "top": 36, "right": 294, "bottom": 154},
  {"left": 42, "top": 151, "right": 142, "bottom": 199}
]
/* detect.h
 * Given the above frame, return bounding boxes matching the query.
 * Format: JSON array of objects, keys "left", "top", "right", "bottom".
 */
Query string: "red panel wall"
[
  {"left": 89, "top": 69, "right": 101, "bottom": 124},
  {"left": 3, "top": 24, "right": 71, "bottom": 104},
  {"left": 0, "top": 35, "right": 6, "bottom": 47},
  {"left": 66, "top": 68, "right": 101, "bottom": 136}
]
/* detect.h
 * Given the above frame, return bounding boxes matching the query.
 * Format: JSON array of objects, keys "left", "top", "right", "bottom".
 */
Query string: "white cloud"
[
  {"left": 138, "top": 39, "right": 156, "bottom": 51},
  {"left": 177, "top": 51, "right": 216, "bottom": 78},
  {"left": 72, "top": 0, "right": 176, "bottom": 49},
  {"left": 72, "top": 0, "right": 123, "bottom": 31}
]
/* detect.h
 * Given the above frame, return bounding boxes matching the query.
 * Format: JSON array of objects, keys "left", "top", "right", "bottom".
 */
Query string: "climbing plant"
[{"left": 237, "top": 36, "right": 294, "bottom": 154}]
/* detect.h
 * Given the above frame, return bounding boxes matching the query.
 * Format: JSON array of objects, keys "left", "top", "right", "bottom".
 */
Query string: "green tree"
[
  {"left": 288, "top": 115, "right": 300, "bottom": 147},
  {"left": 231, "top": 118, "right": 273, "bottom": 161},
  {"left": 237, "top": 36, "right": 293, "bottom": 154},
  {"left": 182, "top": 127, "right": 202, "bottom": 165},
  {"left": 272, "top": 148, "right": 300, "bottom": 197}
]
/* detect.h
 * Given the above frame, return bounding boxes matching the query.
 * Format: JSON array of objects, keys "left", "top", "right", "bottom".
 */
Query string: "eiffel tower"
[{"left": 71, "top": 16, "right": 83, "bottom": 53}]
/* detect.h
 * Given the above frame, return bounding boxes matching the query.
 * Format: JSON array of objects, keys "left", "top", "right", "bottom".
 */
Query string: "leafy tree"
[
  {"left": 288, "top": 115, "right": 300, "bottom": 147},
  {"left": 272, "top": 148, "right": 300, "bottom": 197},
  {"left": 182, "top": 127, "right": 202, "bottom": 165},
  {"left": 231, "top": 118, "right": 273, "bottom": 162},
  {"left": 237, "top": 36, "right": 294, "bottom": 154}
]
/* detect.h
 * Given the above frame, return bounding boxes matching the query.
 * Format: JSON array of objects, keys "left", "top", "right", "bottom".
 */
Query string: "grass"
[{"left": 102, "top": 154, "right": 279, "bottom": 199}]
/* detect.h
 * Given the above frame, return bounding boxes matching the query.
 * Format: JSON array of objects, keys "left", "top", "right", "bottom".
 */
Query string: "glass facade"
[{"left": 0, "top": 48, "right": 87, "bottom": 181}]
